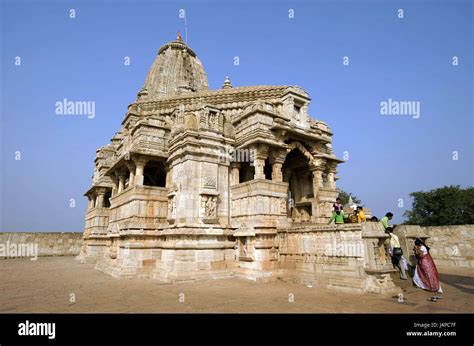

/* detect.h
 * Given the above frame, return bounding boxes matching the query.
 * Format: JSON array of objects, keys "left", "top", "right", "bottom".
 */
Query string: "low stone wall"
[
  {"left": 394, "top": 225, "right": 474, "bottom": 268},
  {"left": 0, "top": 232, "right": 83, "bottom": 259},
  {"left": 276, "top": 222, "right": 400, "bottom": 295}
]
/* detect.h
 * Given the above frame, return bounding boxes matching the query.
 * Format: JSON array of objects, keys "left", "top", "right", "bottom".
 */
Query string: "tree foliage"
[
  {"left": 337, "top": 190, "right": 362, "bottom": 206},
  {"left": 403, "top": 185, "right": 474, "bottom": 226}
]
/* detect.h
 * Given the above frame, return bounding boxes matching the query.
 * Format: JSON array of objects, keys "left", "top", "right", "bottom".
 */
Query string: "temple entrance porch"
[{"left": 282, "top": 147, "right": 314, "bottom": 222}]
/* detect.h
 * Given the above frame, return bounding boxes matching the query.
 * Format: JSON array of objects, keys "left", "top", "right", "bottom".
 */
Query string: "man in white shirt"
[{"left": 387, "top": 229, "right": 407, "bottom": 280}]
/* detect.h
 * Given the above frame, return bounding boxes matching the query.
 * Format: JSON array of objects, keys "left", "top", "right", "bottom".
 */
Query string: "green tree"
[
  {"left": 337, "top": 190, "right": 362, "bottom": 206},
  {"left": 403, "top": 185, "right": 474, "bottom": 226}
]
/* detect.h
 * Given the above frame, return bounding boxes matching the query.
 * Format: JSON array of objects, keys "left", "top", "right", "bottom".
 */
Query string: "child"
[
  {"left": 333, "top": 198, "right": 343, "bottom": 213},
  {"left": 357, "top": 206, "right": 366, "bottom": 223}
]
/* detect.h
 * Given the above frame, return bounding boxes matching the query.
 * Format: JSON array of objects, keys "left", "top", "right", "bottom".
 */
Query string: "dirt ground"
[{"left": 0, "top": 257, "right": 472, "bottom": 313}]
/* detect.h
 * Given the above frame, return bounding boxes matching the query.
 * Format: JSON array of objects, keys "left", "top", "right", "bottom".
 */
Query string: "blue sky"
[{"left": 1, "top": 0, "right": 472, "bottom": 231}]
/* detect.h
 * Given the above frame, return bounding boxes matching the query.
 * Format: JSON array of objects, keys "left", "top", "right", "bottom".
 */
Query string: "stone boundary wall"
[
  {"left": 0, "top": 232, "right": 83, "bottom": 259},
  {"left": 394, "top": 225, "right": 474, "bottom": 268}
]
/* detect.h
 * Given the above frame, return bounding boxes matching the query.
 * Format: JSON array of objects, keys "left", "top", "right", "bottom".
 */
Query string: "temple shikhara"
[{"left": 78, "top": 35, "right": 400, "bottom": 294}]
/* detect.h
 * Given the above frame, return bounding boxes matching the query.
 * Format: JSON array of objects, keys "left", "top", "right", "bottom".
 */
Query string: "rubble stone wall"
[
  {"left": 0, "top": 232, "right": 83, "bottom": 258},
  {"left": 394, "top": 225, "right": 474, "bottom": 268}
]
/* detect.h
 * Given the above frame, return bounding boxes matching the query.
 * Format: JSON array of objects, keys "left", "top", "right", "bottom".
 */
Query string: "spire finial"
[
  {"left": 222, "top": 76, "right": 233, "bottom": 89},
  {"left": 176, "top": 31, "right": 184, "bottom": 43}
]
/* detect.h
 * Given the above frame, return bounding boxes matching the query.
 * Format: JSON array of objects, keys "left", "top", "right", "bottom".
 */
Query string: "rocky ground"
[{"left": 0, "top": 257, "right": 472, "bottom": 313}]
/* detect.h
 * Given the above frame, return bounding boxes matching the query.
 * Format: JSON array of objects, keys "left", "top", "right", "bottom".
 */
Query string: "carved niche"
[{"left": 200, "top": 194, "right": 218, "bottom": 223}]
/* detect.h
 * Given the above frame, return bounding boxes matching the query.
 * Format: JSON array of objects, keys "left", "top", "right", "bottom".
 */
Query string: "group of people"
[
  {"left": 382, "top": 212, "right": 442, "bottom": 294},
  {"left": 327, "top": 198, "right": 442, "bottom": 294},
  {"left": 327, "top": 197, "right": 366, "bottom": 225}
]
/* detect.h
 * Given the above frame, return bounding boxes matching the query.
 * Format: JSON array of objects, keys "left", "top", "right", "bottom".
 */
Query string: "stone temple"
[{"left": 78, "top": 35, "right": 400, "bottom": 294}]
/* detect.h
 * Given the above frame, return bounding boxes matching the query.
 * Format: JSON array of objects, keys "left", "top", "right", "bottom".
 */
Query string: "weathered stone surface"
[
  {"left": 78, "top": 36, "right": 466, "bottom": 295},
  {"left": 0, "top": 232, "right": 82, "bottom": 258},
  {"left": 394, "top": 224, "right": 474, "bottom": 268}
]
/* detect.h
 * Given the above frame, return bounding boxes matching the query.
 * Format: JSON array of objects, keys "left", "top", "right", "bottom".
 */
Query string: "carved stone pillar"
[
  {"left": 110, "top": 176, "right": 118, "bottom": 197},
  {"left": 96, "top": 191, "right": 105, "bottom": 208},
  {"left": 254, "top": 158, "right": 265, "bottom": 180},
  {"left": 134, "top": 156, "right": 148, "bottom": 186},
  {"left": 125, "top": 161, "right": 136, "bottom": 187},
  {"left": 311, "top": 168, "right": 324, "bottom": 190},
  {"left": 326, "top": 162, "right": 337, "bottom": 189},
  {"left": 253, "top": 144, "right": 268, "bottom": 180},
  {"left": 118, "top": 174, "right": 126, "bottom": 193},
  {"left": 271, "top": 162, "right": 283, "bottom": 182},
  {"left": 327, "top": 172, "right": 336, "bottom": 189},
  {"left": 230, "top": 162, "right": 240, "bottom": 186},
  {"left": 310, "top": 159, "right": 326, "bottom": 222},
  {"left": 269, "top": 149, "right": 286, "bottom": 182},
  {"left": 87, "top": 195, "right": 95, "bottom": 210}
]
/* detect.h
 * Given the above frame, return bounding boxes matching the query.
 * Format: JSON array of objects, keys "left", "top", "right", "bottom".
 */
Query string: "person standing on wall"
[{"left": 333, "top": 197, "right": 343, "bottom": 214}]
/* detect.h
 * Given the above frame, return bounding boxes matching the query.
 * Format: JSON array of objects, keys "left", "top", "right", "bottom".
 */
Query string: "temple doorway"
[{"left": 282, "top": 148, "right": 313, "bottom": 222}]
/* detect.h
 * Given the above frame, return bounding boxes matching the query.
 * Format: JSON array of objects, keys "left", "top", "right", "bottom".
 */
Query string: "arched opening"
[
  {"left": 282, "top": 148, "right": 313, "bottom": 222},
  {"left": 143, "top": 160, "right": 167, "bottom": 187}
]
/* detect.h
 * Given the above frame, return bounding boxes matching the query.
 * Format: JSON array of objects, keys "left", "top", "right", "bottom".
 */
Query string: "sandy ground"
[{"left": 0, "top": 257, "right": 472, "bottom": 313}]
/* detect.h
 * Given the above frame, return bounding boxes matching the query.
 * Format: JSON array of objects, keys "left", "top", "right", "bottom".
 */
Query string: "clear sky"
[{"left": 1, "top": 0, "right": 472, "bottom": 231}]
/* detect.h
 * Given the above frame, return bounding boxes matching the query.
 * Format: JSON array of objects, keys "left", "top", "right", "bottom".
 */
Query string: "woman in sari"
[{"left": 412, "top": 238, "right": 443, "bottom": 293}]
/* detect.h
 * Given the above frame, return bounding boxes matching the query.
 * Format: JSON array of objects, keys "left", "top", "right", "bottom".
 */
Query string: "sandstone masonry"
[{"left": 77, "top": 35, "right": 401, "bottom": 294}]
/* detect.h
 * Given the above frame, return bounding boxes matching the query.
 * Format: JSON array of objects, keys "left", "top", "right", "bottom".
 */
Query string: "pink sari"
[{"left": 413, "top": 246, "right": 443, "bottom": 293}]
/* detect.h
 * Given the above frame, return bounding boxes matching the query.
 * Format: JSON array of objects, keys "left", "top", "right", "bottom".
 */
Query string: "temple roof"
[{"left": 140, "top": 34, "right": 209, "bottom": 100}]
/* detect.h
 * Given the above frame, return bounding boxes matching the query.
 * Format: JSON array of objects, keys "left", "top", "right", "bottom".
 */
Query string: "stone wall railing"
[
  {"left": 108, "top": 185, "right": 169, "bottom": 232},
  {"left": 0, "top": 232, "right": 83, "bottom": 258},
  {"left": 276, "top": 223, "right": 400, "bottom": 294},
  {"left": 394, "top": 224, "right": 474, "bottom": 268},
  {"left": 231, "top": 180, "right": 288, "bottom": 224}
]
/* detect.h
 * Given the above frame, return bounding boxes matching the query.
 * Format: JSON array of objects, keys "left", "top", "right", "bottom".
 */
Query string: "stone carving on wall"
[
  {"left": 279, "top": 197, "right": 287, "bottom": 214},
  {"left": 283, "top": 96, "right": 294, "bottom": 118},
  {"left": 270, "top": 246, "right": 279, "bottom": 261},
  {"left": 200, "top": 194, "right": 218, "bottom": 221},
  {"left": 237, "top": 236, "right": 254, "bottom": 261},
  {"left": 208, "top": 111, "right": 218, "bottom": 129},
  {"left": 168, "top": 195, "right": 177, "bottom": 220},
  {"left": 184, "top": 112, "right": 197, "bottom": 129},
  {"left": 202, "top": 175, "right": 217, "bottom": 189}
]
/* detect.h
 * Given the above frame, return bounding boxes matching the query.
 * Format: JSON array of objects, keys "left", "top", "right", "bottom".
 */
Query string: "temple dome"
[{"left": 139, "top": 34, "right": 209, "bottom": 100}]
